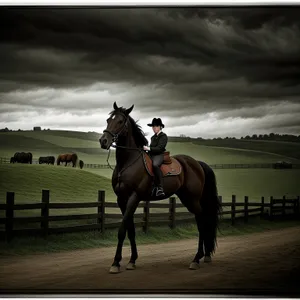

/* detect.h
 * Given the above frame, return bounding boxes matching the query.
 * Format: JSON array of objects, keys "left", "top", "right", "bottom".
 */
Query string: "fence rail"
[
  {"left": 1, "top": 190, "right": 299, "bottom": 242},
  {"left": 1, "top": 157, "right": 300, "bottom": 170}
]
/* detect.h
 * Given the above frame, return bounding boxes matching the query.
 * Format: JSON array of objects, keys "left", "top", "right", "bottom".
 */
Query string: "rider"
[{"left": 143, "top": 118, "right": 168, "bottom": 197}]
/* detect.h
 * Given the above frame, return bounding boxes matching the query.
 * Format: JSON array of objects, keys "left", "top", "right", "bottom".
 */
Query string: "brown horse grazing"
[
  {"left": 99, "top": 102, "right": 222, "bottom": 274},
  {"left": 57, "top": 153, "right": 78, "bottom": 167}
]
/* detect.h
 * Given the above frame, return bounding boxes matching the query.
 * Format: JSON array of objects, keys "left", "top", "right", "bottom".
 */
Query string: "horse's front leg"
[{"left": 110, "top": 191, "right": 139, "bottom": 274}]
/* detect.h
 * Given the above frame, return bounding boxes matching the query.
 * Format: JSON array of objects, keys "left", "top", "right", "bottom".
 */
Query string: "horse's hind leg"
[
  {"left": 189, "top": 213, "right": 205, "bottom": 270},
  {"left": 176, "top": 191, "right": 204, "bottom": 270},
  {"left": 202, "top": 213, "right": 214, "bottom": 263}
]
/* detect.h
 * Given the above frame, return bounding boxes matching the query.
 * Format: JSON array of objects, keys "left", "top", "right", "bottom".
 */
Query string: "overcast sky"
[{"left": 0, "top": 7, "right": 300, "bottom": 139}]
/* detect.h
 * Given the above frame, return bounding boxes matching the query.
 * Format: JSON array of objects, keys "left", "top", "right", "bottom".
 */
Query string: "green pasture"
[
  {"left": 1, "top": 129, "right": 300, "bottom": 226},
  {"left": 193, "top": 139, "right": 300, "bottom": 161},
  {"left": 1, "top": 130, "right": 300, "bottom": 166},
  {"left": 1, "top": 163, "right": 300, "bottom": 226}
]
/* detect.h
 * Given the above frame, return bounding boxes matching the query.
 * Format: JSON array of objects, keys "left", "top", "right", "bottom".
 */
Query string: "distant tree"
[
  {"left": 269, "top": 133, "right": 275, "bottom": 139},
  {"left": 252, "top": 134, "right": 258, "bottom": 139},
  {"left": 245, "top": 135, "right": 251, "bottom": 140}
]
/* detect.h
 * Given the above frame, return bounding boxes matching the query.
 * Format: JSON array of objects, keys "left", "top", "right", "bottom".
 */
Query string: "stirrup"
[{"left": 156, "top": 187, "right": 165, "bottom": 197}]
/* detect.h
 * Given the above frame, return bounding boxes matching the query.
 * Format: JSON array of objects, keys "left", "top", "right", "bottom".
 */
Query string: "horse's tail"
[
  {"left": 198, "top": 161, "right": 222, "bottom": 255},
  {"left": 28, "top": 152, "right": 33, "bottom": 164}
]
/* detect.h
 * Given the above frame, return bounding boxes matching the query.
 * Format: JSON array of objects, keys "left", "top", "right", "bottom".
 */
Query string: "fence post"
[
  {"left": 231, "top": 195, "right": 236, "bottom": 226},
  {"left": 282, "top": 195, "right": 286, "bottom": 217},
  {"left": 218, "top": 195, "right": 222, "bottom": 204},
  {"left": 41, "top": 189, "right": 49, "bottom": 238},
  {"left": 244, "top": 196, "right": 248, "bottom": 223},
  {"left": 143, "top": 201, "right": 149, "bottom": 233},
  {"left": 296, "top": 196, "right": 300, "bottom": 219},
  {"left": 260, "top": 196, "right": 265, "bottom": 218},
  {"left": 270, "top": 196, "right": 274, "bottom": 220},
  {"left": 169, "top": 197, "right": 176, "bottom": 229},
  {"left": 5, "top": 192, "right": 14, "bottom": 242},
  {"left": 98, "top": 190, "right": 105, "bottom": 233}
]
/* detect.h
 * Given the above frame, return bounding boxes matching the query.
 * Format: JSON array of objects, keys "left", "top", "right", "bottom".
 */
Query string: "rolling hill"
[
  {"left": 1, "top": 130, "right": 299, "bottom": 165},
  {"left": 1, "top": 130, "right": 300, "bottom": 203}
]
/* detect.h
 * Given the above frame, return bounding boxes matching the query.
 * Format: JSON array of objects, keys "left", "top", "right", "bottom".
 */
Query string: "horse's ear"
[
  {"left": 113, "top": 102, "right": 118, "bottom": 110},
  {"left": 125, "top": 104, "right": 134, "bottom": 115}
]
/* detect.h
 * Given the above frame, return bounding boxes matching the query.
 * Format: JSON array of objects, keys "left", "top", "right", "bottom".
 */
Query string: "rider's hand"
[{"left": 143, "top": 146, "right": 150, "bottom": 151}]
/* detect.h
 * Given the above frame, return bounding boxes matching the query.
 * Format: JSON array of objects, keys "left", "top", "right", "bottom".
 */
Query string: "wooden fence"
[
  {"left": 0, "top": 190, "right": 299, "bottom": 242},
  {"left": 1, "top": 157, "right": 300, "bottom": 170}
]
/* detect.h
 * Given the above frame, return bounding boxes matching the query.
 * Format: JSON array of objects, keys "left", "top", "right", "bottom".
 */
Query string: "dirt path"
[{"left": 1, "top": 227, "right": 300, "bottom": 295}]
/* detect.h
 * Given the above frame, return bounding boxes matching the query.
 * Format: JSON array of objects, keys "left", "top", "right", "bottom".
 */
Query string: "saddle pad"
[{"left": 143, "top": 153, "right": 182, "bottom": 177}]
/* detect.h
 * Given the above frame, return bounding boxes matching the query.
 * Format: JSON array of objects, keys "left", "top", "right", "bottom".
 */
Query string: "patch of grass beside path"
[{"left": 0, "top": 217, "right": 299, "bottom": 257}]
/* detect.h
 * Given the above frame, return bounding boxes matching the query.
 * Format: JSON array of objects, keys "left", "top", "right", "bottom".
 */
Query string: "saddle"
[{"left": 143, "top": 151, "right": 182, "bottom": 177}]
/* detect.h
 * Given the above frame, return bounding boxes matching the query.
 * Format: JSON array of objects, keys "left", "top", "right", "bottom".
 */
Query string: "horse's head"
[{"left": 99, "top": 102, "right": 134, "bottom": 150}]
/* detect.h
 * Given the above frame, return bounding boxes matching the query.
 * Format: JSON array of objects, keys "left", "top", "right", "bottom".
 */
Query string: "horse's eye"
[{"left": 118, "top": 120, "right": 122, "bottom": 124}]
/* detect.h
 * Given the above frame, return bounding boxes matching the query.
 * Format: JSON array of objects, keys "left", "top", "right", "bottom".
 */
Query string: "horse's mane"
[{"left": 110, "top": 107, "right": 148, "bottom": 148}]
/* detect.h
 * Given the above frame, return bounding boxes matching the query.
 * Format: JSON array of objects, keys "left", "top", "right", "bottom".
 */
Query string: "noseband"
[{"left": 103, "top": 112, "right": 128, "bottom": 144}]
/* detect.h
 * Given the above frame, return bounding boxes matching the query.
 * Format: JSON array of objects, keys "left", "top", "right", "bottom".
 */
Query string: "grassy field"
[
  {"left": 1, "top": 130, "right": 300, "bottom": 165},
  {"left": 193, "top": 139, "right": 300, "bottom": 161},
  {"left": 1, "top": 129, "right": 300, "bottom": 202}
]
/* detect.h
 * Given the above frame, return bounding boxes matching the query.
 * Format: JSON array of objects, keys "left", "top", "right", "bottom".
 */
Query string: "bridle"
[
  {"left": 102, "top": 112, "right": 144, "bottom": 172},
  {"left": 103, "top": 112, "right": 129, "bottom": 145}
]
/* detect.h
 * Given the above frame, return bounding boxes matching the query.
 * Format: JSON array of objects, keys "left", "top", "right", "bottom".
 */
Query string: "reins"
[{"left": 106, "top": 144, "right": 144, "bottom": 171}]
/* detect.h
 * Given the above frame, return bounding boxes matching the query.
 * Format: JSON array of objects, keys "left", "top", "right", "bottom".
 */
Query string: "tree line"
[{"left": 1, "top": 127, "right": 300, "bottom": 143}]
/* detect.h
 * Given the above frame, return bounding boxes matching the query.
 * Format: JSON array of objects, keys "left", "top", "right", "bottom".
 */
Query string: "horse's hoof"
[
  {"left": 189, "top": 262, "right": 200, "bottom": 270},
  {"left": 126, "top": 262, "right": 136, "bottom": 270},
  {"left": 109, "top": 266, "right": 121, "bottom": 274},
  {"left": 204, "top": 256, "right": 212, "bottom": 263}
]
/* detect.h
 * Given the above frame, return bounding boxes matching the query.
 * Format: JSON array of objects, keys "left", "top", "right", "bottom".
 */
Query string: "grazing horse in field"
[
  {"left": 39, "top": 156, "right": 55, "bottom": 165},
  {"left": 12, "top": 152, "right": 33, "bottom": 164},
  {"left": 99, "top": 102, "right": 221, "bottom": 274},
  {"left": 57, "top": 153, "right": 78, "bottom": 167}
]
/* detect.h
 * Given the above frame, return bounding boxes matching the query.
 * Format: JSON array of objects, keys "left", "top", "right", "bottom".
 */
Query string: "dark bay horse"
[
  {"left": 39, "top": 156, "right": 55, "bottom": 165},
  {"left": 12, "top": 152, "right": 32, "bottom": 164},
  {"left": 99, "top": 102, "right": 221, "bottom": 274},
  {"left": 57, "top": 153, "right": 78, "bottom": 167}
]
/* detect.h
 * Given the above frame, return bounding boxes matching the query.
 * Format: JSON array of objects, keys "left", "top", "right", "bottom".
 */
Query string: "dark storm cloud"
[
  {"left": 1, "top": 7, "right": 300, "bottom": 136},
  {"left": 1, "top": 8, "right": 300, "bottom": 91}
]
